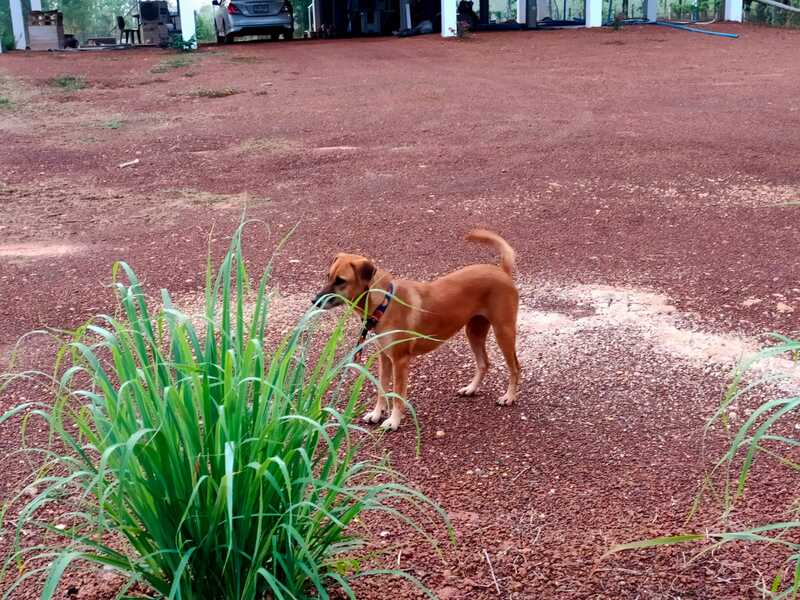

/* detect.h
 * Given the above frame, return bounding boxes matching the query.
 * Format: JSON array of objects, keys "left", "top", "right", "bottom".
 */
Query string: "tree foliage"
[{"left": 1, "top": 0, "right": 15, "bottom": 50}]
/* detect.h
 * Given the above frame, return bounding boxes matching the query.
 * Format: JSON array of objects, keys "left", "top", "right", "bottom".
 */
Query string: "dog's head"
[{"left": 312, "top": 253, "right": 376, "bottom": 309}]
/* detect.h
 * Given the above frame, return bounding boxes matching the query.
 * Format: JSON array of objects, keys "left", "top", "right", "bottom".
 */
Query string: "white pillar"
[
  {"left": 724, "top": 0, "right": 743, "bottom": 20},
  {"left": 585, "top": 0, "right": 602, "bottom": 25},
  {"left": 401, "top": 0, "right": 412, "bottom": 29},
  {"left": 517, "top": 0, "right": 527, "bottom": 23},
  {"left": 441, "top": 0, "right": 457, "bottom": 36},
  {"left": 178, "top": 0, "right": 198, "bottom": 47},
  {"left": 312, "top": 0, "right": 322, "bottom": 31},
  {"left": 646, "top": 0, "right": 657, "bottom": 20},
  {"left": 10, "top": 0, "right": 27, "bottom": 49}
]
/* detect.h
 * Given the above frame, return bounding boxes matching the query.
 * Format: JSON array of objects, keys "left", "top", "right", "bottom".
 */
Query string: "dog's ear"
[
  {"left": 329, "top": 253, "right": 346, "bottom": 279},
  {"left": 357, "top": 260, "right": 376, "bottom": 284}
]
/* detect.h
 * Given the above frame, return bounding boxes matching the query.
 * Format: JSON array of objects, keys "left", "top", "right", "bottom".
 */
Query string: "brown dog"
[{"left": 313, "top": 230, "right": 520, "bottom": 430}]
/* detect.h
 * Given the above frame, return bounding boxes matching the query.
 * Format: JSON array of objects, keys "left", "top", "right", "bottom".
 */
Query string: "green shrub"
[
  {"left": 169, "top": 34, "right": 197, "bottom": 52},
  {"left": 0, "top": 0, "right": 13, "bottom": 51},
  {"left": 195, "top": 7, "right": 216, "bottom": 42},
  {"left": 1, "top": 31, "right": 13, "bottom": 52},
  {"left": 0, "top": 225, "right": 448, "bottom": 599},
  {"left": 607, "top": 335, "right": 800, "bottom": 596}
]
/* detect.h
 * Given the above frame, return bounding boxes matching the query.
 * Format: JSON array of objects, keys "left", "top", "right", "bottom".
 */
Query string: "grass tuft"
[
  {"left": 151, "top": 56, "right": 196, "bottom": 73},
  {"left": 606, "top": 334, "right": 800, "bottom": 595},
  {"left": 0, "top": 223, "right": 450, "bottom": 600},
  {"left": 0, "top": 96, "right": 11, "bottom": 108},
  {"left": 229, "top": 56, "right": 261, "bottom": 64},
  {"left": 47, "top": 75, "right": 88, "bottom": 90},
  {"left": 193, "top": 87, "right": 240, "bottom": 98},
  {"left": 101, "top": 118, "right": 122, "bottom": 129}
]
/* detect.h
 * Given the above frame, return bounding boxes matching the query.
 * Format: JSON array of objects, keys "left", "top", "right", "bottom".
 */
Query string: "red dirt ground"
[{"left": 1, "top": 23, "right": 800, "bottom": 598}]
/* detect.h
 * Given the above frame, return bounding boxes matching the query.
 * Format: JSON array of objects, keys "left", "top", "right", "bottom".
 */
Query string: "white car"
[{"left": 212, "top": 0, "right": 294, "bottom": 42}]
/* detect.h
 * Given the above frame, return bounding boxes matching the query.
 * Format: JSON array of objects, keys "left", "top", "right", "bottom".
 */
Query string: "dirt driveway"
[{"left": 1, "top": 23, "right": 800, "bottom": 598}]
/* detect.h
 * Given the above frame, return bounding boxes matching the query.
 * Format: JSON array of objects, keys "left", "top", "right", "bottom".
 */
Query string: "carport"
[
  {"left": 307, "top": 0, "right": 744, "bottom": 34},
  {"left": 4, "top": 0, "right": 743, "bottom": 51}
]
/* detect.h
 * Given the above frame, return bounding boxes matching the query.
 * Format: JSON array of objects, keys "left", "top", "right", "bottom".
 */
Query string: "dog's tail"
[{"left": 466, "top": 229, "right": 515, "bottom": 276}]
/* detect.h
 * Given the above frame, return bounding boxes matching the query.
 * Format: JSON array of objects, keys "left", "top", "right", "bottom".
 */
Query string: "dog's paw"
[
  {"left": 380, "top": 416, "right": 401, "bottom": 431},
  {"left": 363, "top": 410, "right": 383, "bottom": 424},
  {"left": 456, "top": 384, "right": 478, "bottom": 396},
  {"left": 496, "top": 393, "right": 516, "bottom": 406}
]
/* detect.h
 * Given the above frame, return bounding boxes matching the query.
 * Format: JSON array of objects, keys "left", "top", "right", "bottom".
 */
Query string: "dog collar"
[{"left": 354, "top": 282, "right": 395, "bottom": 362}]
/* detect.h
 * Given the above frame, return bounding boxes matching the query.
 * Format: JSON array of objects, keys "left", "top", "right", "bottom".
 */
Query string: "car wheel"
[
  {"left": 271, "top": 32, "right": 281, "bottom": 40},
  {"left": 283, "top": 31, "right": 293, "bottom": 40},
  {"left": 224, "top": 32, "right": 235, "bottom": 44}
]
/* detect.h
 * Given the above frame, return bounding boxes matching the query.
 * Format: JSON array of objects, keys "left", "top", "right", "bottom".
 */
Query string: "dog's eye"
[{"left": 334, "top": 277, "right": 346, "bottom": 286}]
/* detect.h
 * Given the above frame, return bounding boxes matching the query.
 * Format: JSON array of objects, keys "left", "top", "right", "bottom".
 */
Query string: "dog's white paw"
[
  {"left": 380, "top": 416, "right": 401, "bottom": 431},
  {"left": 363, "top": 410, "right": 383, "bottom": 424},
  {"left": 456, "top": 384, "right": 478, "bottom": 396},
  {"left": 496, "top": 393, "right": 516, "bottom": 406}
]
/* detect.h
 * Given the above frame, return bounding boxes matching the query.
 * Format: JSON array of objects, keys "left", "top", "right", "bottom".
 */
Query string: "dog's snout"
[
  {"left": 312, "top": 290, "right": 343, "bottom": 310},
  {"left": 313, "top": 290, "right": 339, "bottom": 309}
]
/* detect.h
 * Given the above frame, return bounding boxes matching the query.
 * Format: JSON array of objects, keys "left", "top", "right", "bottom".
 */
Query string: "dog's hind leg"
[
  {"left": 457, "top": 316, "right": 491, "bottom": 396},
  {"left": 364, "top": 353, "right": 391, "bottom": 423},
  {"left": 381, "top": 355, "right": 409, "bottom": 431},
  {"left": 493, "top": 321, "right": 520, "bottom": 406}
]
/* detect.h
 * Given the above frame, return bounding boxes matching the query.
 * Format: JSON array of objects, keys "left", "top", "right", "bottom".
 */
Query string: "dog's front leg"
[
  {"left": 381, "top": 355, "right": 409, "bottom": 431},
  {"left": 363, "top": 353, "right": 391, "bottom": 423}
]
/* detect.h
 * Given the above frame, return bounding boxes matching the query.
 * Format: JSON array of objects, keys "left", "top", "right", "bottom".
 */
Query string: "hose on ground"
[
  {"left": 653, "top": 20, "right": 739, "bottom": 37},
  {"left": 603, "top": 17, "right": 738, "bottom": 37}
]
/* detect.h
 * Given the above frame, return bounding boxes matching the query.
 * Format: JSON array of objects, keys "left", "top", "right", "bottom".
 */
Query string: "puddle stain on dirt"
[
  {"left": 517, "top": 283, "right": 800, "bottom": 384},
  {"left": 0, "top": 242, "right": 84, "bottom": 260}
]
